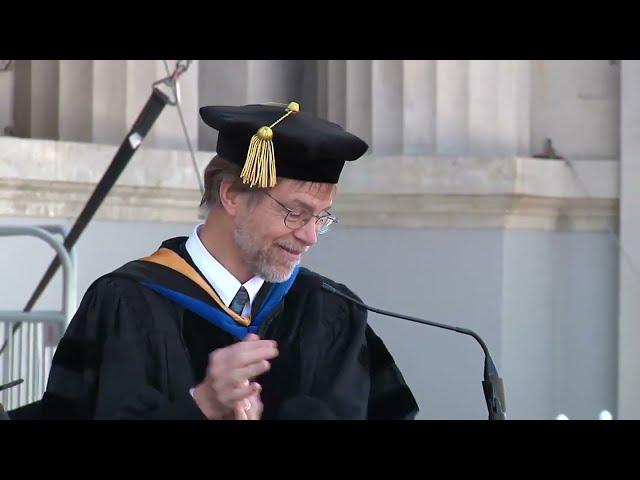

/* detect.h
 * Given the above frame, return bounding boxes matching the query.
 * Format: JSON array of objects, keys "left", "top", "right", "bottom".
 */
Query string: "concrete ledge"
[{"left": 0, "top": 137, "right": 619, "bottom": 231}]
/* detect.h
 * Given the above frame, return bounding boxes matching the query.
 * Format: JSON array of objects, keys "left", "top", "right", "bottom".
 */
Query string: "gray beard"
[{"left": 233, "top": 219, "right": 299, "bottom": 283}]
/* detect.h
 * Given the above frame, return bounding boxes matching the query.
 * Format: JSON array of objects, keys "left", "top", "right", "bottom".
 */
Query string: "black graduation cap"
[{"left": 199, "top": 102, "right": 368, "bottom": 187}]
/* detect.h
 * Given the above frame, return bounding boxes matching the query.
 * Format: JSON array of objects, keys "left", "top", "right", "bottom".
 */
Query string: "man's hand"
[
  {"left": 233, "top": 382, "right": 264, "bottom": 420},
  {"left": 193, "top": 333, "right": 277, "bottom": 420}
]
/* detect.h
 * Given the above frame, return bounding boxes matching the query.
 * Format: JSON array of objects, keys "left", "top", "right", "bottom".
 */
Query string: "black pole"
[
  {"left": 0, "top": 379, "right": 23, "bottom": 392},
  {"left": 0, "top": 87, "right": 170, "bottom": 355}
]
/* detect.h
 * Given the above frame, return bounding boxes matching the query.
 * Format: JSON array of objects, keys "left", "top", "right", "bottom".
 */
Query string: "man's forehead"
[
  {"left": 273, "top": 179, "right": 335, "bottom": 208},
  {"left": 275, "top": 179, "right": 335, "bottom": 196}
]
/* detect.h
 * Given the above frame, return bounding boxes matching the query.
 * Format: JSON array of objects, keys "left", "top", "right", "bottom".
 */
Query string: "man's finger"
[
  {"left": 228, "top": 344, "right": 279, "bottom": 368},
  {"left": 220, "top": 382, "right": 254, "bottom": 405},
  {"left": 234, "top": 402, "right": 248, "bottom": 420},
  {"left": 246, "top": 390, "right": 263, "bottom": 420},
  {"left": 229, "top": 360, "right": 271, "bottom": 385},
  {"left": 209, "top": 340, "right": 277, "bottom": 369}
]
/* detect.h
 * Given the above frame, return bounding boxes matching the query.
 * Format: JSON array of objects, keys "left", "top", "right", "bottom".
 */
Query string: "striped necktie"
[{"left": 229, "top": 286, "right": 250, "bottom": 316}]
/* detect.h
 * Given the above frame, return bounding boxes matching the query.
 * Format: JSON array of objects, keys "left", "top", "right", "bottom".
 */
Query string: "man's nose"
[{"left": 293, "top": 218, "right": 318, "bottom": 247}]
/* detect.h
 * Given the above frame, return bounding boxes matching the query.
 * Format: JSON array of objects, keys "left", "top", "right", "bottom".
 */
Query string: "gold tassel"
[{"left": 240, "top": 102, "right": 299, "bottom": 188}]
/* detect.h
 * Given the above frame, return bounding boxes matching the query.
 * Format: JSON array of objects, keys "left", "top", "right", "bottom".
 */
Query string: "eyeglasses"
[{"left": 261, "top": 191, "right": 338, "bottom": 235}]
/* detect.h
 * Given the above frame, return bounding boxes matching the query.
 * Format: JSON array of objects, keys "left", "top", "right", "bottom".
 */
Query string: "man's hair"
[
  {"left": 200, "top": 155, "right": 259, "bottom": 210},
  {"left": 199, "top": 154, "right": 338, "bottom": 213}
]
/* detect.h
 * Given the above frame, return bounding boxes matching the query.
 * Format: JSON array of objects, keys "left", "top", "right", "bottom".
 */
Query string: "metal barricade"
[{"left": 0, "top": 225, "right": 77, "bottom": 410}]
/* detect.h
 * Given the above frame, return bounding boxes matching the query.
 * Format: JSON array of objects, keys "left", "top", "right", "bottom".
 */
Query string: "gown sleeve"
[{"left": 42, "top": 277, "right": 206, "bottom": 420}]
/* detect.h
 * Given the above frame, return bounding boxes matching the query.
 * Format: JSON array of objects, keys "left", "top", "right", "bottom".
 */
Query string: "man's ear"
[{"left": 219, "top": 178, "right": 242, "bottom": 217}]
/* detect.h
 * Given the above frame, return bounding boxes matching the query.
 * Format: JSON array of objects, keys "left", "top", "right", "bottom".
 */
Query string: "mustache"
[{"left": 275, "top": 241, "right": 309, "bottom": 255}]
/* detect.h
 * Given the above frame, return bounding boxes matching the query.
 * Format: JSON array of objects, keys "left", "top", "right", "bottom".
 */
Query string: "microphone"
[{"left": 320, "top": 282, "right": 507, "bottom": 420}]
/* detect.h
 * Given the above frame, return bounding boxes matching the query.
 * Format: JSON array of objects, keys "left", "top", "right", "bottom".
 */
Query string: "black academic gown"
[{"left": 42, "top": 237, "right": 418, "bottom": 420}]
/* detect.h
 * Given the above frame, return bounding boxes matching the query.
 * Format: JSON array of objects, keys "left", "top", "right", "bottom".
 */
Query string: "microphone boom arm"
[{"left": 321, "top": 283, "right": 507, "bottom": 420}]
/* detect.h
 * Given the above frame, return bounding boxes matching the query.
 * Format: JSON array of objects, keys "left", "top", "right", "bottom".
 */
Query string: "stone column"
[
  {"left": 0, "top": 62, "right": 14, "bottom": 134},
  {"left": 317, "top": 60, "right": 529, "bottom": 157},
  {"left": 403, "top": 60, "right": 436, "bottom": 154},
  {"left": 436, "top": 60, "right": 468, "bottom": 155},
  {"left": 58, "top": 60, "right": 93, "bottom": 142},
  {"left": 13, "top": 60, "right": 59, "bottom": 140},
  {"left": 92, "top": 60, "right": 127, "bottom": 145},
  {"left": 345, "top": 60, "right": 373, "bottom": 147},
  {"left": 618, "top": 60, "right": 640, "bottom": 419},
  {"left": 371, "top": 60, "right": 403, "bottom": 155},
  {"left": 318, "top": 60, "right": 373, "bottom": 147},
  {"left": 197, "top": 60, "right": 305, "bottom": 152},
  {"left": 13, "top": 60, "right": 201, "bottom": 149}
]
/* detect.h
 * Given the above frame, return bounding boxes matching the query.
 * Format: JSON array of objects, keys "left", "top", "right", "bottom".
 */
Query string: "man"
[{"left": 41, "top": 102, "right": 418, "bottom": 420}]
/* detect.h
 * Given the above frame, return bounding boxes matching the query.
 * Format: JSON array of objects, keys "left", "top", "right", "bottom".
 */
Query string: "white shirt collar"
[{"left": 185, "top": 224, "right": 264, "bottom": 313}]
